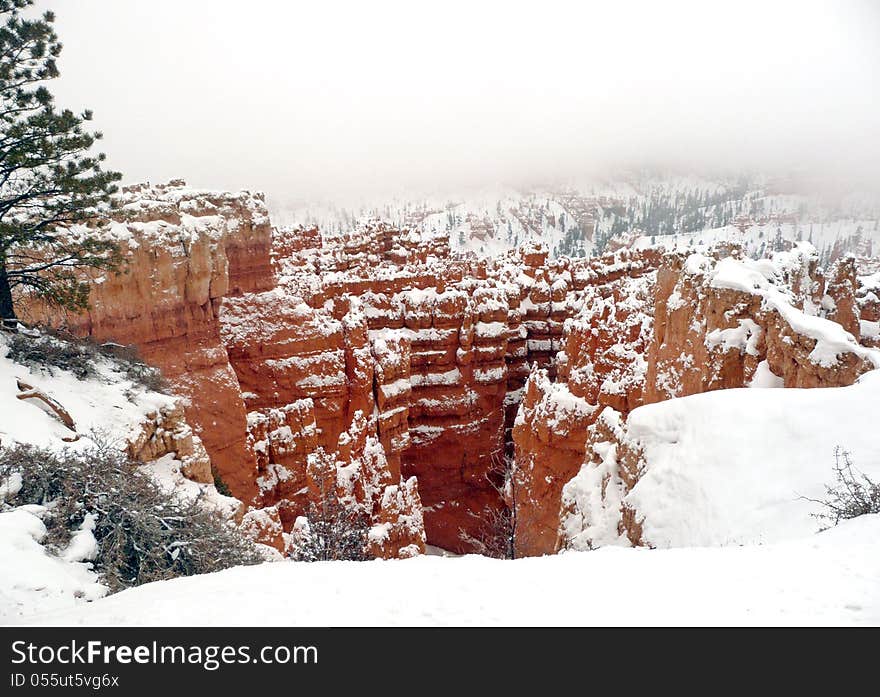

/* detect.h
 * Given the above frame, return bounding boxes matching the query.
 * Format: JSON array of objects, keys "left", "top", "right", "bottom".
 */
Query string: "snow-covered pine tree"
[{"left": 0, "top": 0, "right": 122, "bottom": 328}]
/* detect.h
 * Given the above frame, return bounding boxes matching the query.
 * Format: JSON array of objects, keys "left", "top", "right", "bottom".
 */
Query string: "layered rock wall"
[
  {"left": 29, "top": 182, "right": 879, "bottom": 559},
  {"left": 22, "top": 182, "right": 273, "bottom": 501},
  {"left": 237, "top": 225, "right": 595, "bottom": 553},
  {"left": 545, "top": 244, "right": 879, "bottom": 554}
]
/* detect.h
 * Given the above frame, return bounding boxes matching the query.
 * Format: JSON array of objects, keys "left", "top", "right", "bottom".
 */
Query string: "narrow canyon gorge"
[{"left": 27, "top": 181, "right": 879, "bottom": 559}]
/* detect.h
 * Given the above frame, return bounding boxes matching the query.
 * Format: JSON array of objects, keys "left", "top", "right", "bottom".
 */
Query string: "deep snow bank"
[
  {"left": 0, "top": 507, "right": 108, "bottom": 623},
  {"left": 16, "top": 514, "right": 880, "bottom": 626},
  {"left": 562, "top": 369, "right": 880, "bottom": 549}
]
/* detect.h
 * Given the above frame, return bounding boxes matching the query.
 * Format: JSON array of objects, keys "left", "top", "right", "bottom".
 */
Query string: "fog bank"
[{"left": 41, "top": 0, "right": 880, "bottom": 201}]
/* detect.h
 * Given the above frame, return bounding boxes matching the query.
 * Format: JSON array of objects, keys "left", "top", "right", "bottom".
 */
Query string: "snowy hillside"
[
  {"left": 0, "top": 333, "right": 242, "bottom": 623},
  {"left": 630, "top": 219, "right": 879, "bottom": 267},
  {"left": 0, "top": 334, "right": 174, "bottom": 452},
  {"left": 562, "top": 370, "right": 880, "bottom": 550}
]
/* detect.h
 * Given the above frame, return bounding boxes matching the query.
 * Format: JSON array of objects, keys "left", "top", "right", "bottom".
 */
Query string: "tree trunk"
[{"left": 0, "top": 259, "right": 17, "bottom": 327}]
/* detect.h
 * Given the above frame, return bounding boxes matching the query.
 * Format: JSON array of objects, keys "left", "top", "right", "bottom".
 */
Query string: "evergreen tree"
[{"left": 0, "top": 0, "right": 122, "bottom": 327}]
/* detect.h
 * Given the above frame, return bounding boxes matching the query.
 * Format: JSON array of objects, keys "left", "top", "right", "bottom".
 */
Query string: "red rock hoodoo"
[
  {"left": 526, "top": 244, "right": 878, "bottom": 554},
  {"left": 29, "top": 182, "right": 879, "bottom": 558}
]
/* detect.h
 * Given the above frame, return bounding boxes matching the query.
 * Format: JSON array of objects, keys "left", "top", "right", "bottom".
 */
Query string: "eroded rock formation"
[
  {"left": 29, "top": 181, "right": 880, "bottom": 559},
  {"left": 548, "top": 244, "right": 879, "bottom": 554},
  {"left": 23, "top": 181, "right": 273, "bottom": 503}
]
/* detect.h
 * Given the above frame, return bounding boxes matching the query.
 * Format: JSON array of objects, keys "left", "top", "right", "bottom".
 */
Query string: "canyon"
[{"left": 27, "top": 181, "right": 880, "bottom": 558}]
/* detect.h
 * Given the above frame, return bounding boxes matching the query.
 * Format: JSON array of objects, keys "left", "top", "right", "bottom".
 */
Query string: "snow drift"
[
  {"left": 562, "top": 369, "right": 880, "bottom": 549},
  {"left": 14, "top": 514, "right": 880, "bottom": 626}
]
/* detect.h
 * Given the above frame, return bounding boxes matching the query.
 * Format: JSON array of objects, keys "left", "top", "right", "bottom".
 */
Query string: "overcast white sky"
[{"left": 38, "top": 0, "right": 880, "bottom": 203}]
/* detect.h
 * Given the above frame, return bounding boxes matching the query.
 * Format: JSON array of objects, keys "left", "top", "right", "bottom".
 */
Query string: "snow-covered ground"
[
  {"left": 9, "top": 513, "right": 878, "bottom": 626},
  {"left": 0, "top": 333, "right": 165, "bottom": 622},
  {"left": 0, "top": 333, "right": 237, "bottom": 624},
  {"left": 0, "top": 336, "right": 174, "bottom": 452},
  {"left": 626, "top": 372, "right": 880, "bottom": 548},
  {"left": 0, "top": 507, "right": 109, "bottom": 623},
  {"left": 562, "top": 370, "right": 880, "bottom": 551}
]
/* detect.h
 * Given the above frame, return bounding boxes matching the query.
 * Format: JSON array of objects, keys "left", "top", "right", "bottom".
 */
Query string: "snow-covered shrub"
[
  {"left": 5, "top": 329, "right": 169, "bottom": 393},
  {"left": 0, "top": 443, "right": 262, "bottom": 591},
  {"left": 290, "top": 500, "right": 372, "bottom": 562},
  {"left": 289, "top": 465, "right": 371, "bottom": 562},
  {"left": 805, "top": 447, "right": 880, "bottom": 529},
  {"left": 5, "top": 331, "right": 99, "bottom": 380}
]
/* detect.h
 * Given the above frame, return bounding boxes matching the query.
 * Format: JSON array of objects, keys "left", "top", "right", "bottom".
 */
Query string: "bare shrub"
[
  {"left": 802, "top": 447, "right": 880, "bottom": 530},
  {"left": 0, "top": 443, "right": 262, "bottom": 592},
  {"left": 459, "top": 452, "right": 518, "bottom": 559},
  {"left": 4, "top": 328, "right": 169, "bottom": 393},
  {"left": 289, "top": 465, "right": 371, "bottom": 562}
]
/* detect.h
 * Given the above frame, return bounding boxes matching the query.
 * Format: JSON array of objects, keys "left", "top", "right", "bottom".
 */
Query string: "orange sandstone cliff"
[{"left": 29, "top": 181, "right": 880, "bottom": 559}]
